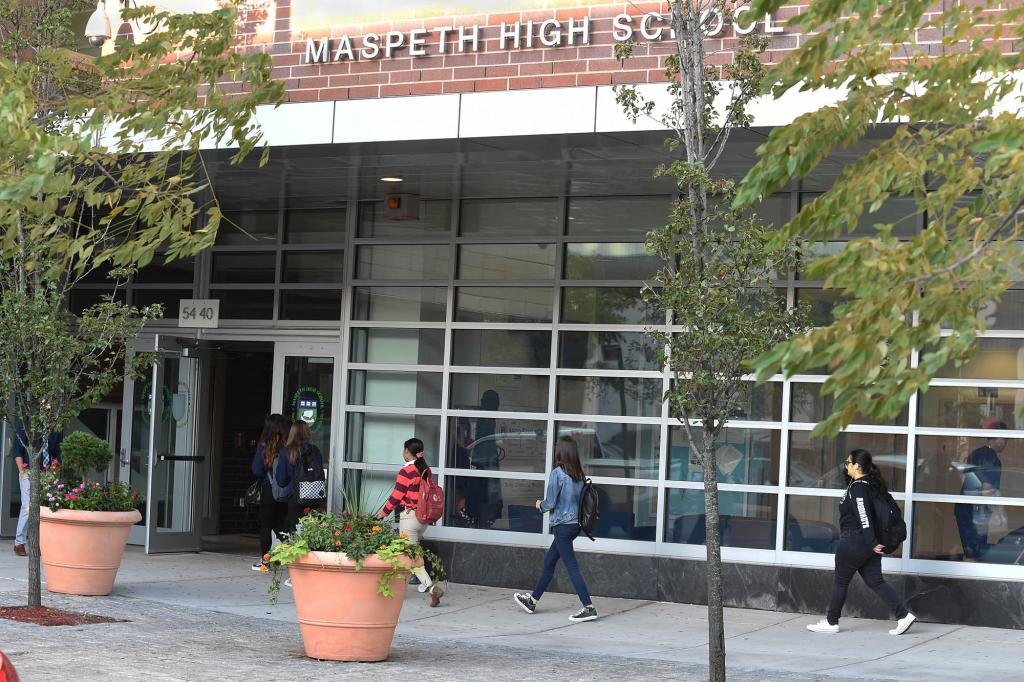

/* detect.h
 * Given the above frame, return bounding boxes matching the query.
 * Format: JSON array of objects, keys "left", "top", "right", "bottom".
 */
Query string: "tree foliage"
[
  {"left": 740, "top": 0, "right": 1024, "bottom": 435},
  {"left": 616, "top": 3, "right": 807, "bottom": 680}
]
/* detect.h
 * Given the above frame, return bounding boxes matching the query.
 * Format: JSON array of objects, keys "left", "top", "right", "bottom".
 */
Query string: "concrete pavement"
[{"left": 1, "top": 545, "right": 1022, "bottom": 681}]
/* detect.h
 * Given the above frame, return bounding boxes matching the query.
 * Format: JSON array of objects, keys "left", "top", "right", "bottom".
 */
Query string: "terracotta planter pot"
[
  {"left": 288, "top": 551, "right": 418, "bottom": 662},
  {"left": 39, "top": 507, "right": 142, "bottom": 596}
]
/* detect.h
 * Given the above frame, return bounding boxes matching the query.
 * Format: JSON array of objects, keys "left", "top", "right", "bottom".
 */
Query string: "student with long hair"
[
  {"left": 277, "top": 420, "right": 325, "bottom": 531},
  {"left": 514, "top": 435, "right": 597, "bottom": 623},
  {"left": 378, "top": 437, "right": 443, "bottom": 607},
  {"left": 807, "top": 449, "right": 916, "bottom": 635},
  {"left": 250, "top": 413, "right": 289, "bottom": 571}
]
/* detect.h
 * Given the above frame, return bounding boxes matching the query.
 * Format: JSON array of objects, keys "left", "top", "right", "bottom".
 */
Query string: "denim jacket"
[{"left": 539, "top": 466, "right": 583, "bottom": 527}]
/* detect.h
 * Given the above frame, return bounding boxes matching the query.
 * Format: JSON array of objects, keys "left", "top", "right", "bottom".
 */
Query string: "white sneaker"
[
  {"left": 806, "top": 618, "right": 839, "bottom": 634},
  {"left": 284, "top": 578, "right": 292, "bottom": 588},
  {"left": 889, "top": 612, "right": 916, "bottom": 635},
  {"left": 417, "top": 582, "right": 431, "bottom": 593}
]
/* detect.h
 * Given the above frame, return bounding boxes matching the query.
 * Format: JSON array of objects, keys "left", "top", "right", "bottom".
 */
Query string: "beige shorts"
[{"left": 399, "top": 508, "right": 427, "bottom": 544}]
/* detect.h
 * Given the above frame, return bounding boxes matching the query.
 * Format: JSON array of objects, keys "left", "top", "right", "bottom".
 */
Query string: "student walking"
[
  {"left": 378, "top": 437, "right": 443, "bottom": 607},
  {"left": 276, "top": 420, "right": 325, "bottom": 532},
  {"left": 251, "top": 413, "right": 289, "bottom": 571},
  {"left": 807, "top": 449, "right": 916, "bottom": 636},
  {"left": 514, "top": 435, "right": 597, "bottom": 623}
]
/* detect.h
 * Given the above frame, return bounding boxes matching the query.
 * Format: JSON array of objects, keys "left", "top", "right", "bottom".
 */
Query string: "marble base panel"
[{"left": 424, "top": 540, "right": 1024, "bottom": 630}]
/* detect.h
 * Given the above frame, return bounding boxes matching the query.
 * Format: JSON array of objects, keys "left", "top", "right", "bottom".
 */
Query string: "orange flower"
[
  {"left": 371, "top": 525, "right": 382, "bottom": 533},
  {"left": 262, "top": 553, "right": 270, "bottom": 562},
  {"left": 334, "top": 530, "right": 341, "bottom": 537},
  {"left": 400, "top": 532, "right": 409, "bottom": 540},
  {"left": 379, "top": 544, "right": 387, "bottom": 550},
  {"left": 259, "top": 565, "right": 268, "bottom": 573},
  {"left": 335, "top": 540, "right": 342, "bottom": 546}
]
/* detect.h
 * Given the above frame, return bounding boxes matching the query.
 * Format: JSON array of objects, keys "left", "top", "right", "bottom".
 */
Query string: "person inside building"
[
  {"left": 10, "top": 419, "right": 63, "bottom": 557},
  {"left": 251, "top": 413, "right": 289, "bottom": 571},
  {"left": 277, "top": 420, "right": 325, "bottom": 532},
  {"left": 377, "top": 437, "right": 443, "bottom": 607},
  {"left": 514, "top": 435, "right": 598, "bottom": 623},
  {"left": 807, "top": 449, "right": 916, "bottom": 635},
  {"left": 953, "top": 419, "right": 1008, "bottom": 561}
]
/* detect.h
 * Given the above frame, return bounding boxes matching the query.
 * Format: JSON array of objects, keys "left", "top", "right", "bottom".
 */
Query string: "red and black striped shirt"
[{"left": 379, "top": 461, "right": 423, "bottom": 517}]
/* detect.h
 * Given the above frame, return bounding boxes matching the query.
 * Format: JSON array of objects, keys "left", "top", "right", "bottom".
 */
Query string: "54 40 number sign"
[{"left": 178, "top": 299, "right": 220, "bottom": 329}]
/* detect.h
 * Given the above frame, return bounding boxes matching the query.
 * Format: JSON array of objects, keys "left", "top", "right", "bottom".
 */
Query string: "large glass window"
[
  {"left": 282, "top": 252, "right": 344, "bottom": 284},
  {"left": 556, "top": 377, "right": 662, "bottom": 417},
  {"left": 918, "top": 386, "right": 1024, "bottom": 429},
  {"left": 791, "top": 382, "right": 908, "bottom": 426},
  {"left": 344, "top": 413, "right": 441, "bottom": 467},
  {"left": 567, "top": 196, "right": 671, "bottom": 237},
  {"left": 564, "top": 243, "right": 658, "bottom": 280},
  {"left": 787, "top": 431, "right": 908, "bottom": 491},
  {"left": 559, "top": 331, "right": 659, "bottom": 371},
  {"left": 356, "top": 245, "right": 450, "bottom": 280},
  {"left": 216, "top": 210, "right": 278, "bottom": 245},
  {"left": 348, "top": 370, "right": 443, "bottom": 409},
  {"left": 210, "top": 290, "right": 273, "bottom": 319},
  {"left": 445, "top": 476, "right": 545, "bottom": 531},
  {"left": 211, "top": 253, "right": 275, "bottom": 284},
  {"left": 585, "top": 484, "right": 657, "bottom": 541},
  {"left": 558, "top": 421, "right": 660, "bottom": 479},
  {"left": 357, "top": 200, "right": 451, "bottom": 238},
  {"left": 280, "top": 291, "right": 342, "bottom": 320},
  {"left": 669, "top": 426, "right": 781, "bottom": 485},
  {"left": 351, "top": 328, "right": 445, "bottom": 365},
  {"left": 915, "top": 433, "right": 1023, "bottom": 497},
  {"left": 455, "top": 287, "right": 553, "bottom": 323},
  {"left": 449, "top": 417, "right": 546, "bottom": 474},
  {"left": 352, "top": 287, "right": 447, "bottom": 322},
  {"left": 285, "top": 208, "right": 346, "bottom": 244},
  {"left": 666, "top": 490, "right": 778, "bottom": 549},
  {"left": 460, "top": 198, "right": 561, "bottom": 236},
  {"left": 930, "top": 337, "right": 1024, "bottom": 381},
  {"left": 561, "top": 287, "right": 658, "bottom": 325},
  {"left": 458, "top": 244, "right": 556, "bottom": 280},
  {"left": 912, "top": 501, "right": 1024, "bottom": 564},
  {"left": 785, "top": 495, "right": 840, "bottom": 554},
  {"left": 452, "top": 329, "right": 552, "bottom": 368},
  {"left": 449, "top": 374, "right": 549, "bottom": 413}
]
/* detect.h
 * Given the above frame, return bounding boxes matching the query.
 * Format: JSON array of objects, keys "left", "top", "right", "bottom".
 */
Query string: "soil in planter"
[{"left": 0, "top": 607, "right": 125, "bottom": 627}]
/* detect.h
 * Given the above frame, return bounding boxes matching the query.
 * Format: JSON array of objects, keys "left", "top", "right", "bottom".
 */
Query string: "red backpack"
[{"left": 416, "top": 468, "right": 444, "bottom": 525}]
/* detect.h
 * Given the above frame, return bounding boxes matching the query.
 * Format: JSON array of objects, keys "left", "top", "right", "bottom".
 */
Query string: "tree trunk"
[
  {"left": 28, "top": 447, "right": 41, "bottom": 607},
  {"left": 703, "top": 442, "right": 725, "bottom": 682}
]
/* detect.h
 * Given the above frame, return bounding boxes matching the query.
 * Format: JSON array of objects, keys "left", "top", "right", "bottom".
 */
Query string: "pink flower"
[{"left": 65, "top": 493, "right": 77, "bottom": 500}]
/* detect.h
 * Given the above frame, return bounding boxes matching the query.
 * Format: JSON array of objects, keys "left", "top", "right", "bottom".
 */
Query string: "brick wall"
[{"left": 224, "top": 1, "right": 1019, "bottom": 104}]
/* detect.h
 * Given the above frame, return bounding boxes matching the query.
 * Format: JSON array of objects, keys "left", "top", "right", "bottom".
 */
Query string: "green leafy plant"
[
  {"left": 265, "top": 509, "right": 446, "bottom": 604},
  {"left": 59, "top": 432, "right": 113, "bottom": 482}
]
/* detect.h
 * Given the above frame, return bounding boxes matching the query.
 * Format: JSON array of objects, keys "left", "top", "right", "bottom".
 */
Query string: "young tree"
[
  {"left": 739, "top": 0, "right": 1024, "bottom": 435},
  {"left": 615, "top": 4, "right": 806, "bottom": 680},
  {"left": 0, "top": 0, "right": 282, "bottom": 607}
]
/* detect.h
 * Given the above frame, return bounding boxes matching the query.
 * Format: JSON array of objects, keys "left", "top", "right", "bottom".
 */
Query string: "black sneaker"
[
  {"left": 514, "top": 592, "right": 537, "bottom": 614},
  {"left": 569, "top": 606, "right": 597, "bottom": 623}
]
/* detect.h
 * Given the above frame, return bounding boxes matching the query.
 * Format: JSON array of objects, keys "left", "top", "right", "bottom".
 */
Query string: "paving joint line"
[{"left": 808, "top": 624, "right": 968, "bottom": 674}]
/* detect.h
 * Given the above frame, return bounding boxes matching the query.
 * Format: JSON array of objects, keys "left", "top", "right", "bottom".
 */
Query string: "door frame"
[{"left": 121, "top": 333, "right": 210, "bottom": 552}]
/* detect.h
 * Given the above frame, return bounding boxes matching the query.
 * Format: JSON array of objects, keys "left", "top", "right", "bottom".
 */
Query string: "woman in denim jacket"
[{"left": 514, "top": 435, "right": 597, "bottom": 623}]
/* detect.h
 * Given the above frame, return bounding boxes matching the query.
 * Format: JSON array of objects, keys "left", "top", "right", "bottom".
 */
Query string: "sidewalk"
[{"left": 1, "top": 546, "right": 1022, "bottom": 681}]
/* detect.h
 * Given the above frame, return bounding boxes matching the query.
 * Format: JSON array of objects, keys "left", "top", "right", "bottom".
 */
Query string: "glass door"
[
  {"left": 272, "top": 342, "right": 338, "bottom": 503},
  {"left": 121, "top": 335, "right": 208, "bottom": 552}
]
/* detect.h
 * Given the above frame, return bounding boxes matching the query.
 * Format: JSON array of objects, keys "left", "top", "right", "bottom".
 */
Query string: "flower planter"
[
  {"left": 39, "top": 507, "right": 141, "bottom": 596},
  {"left": 288, "top": 551, "right": 418, "bottom": 662}
]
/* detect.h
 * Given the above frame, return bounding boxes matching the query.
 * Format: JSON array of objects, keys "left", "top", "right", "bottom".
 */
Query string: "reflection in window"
[
  {"left": 785, "top": 495, "right": 840, "bottom": 554},
  {"left": 352, "top": 287, "right": 446, "bottom": 322},
  {"left": 284, "top": 208, "right": 346, "bottom": 244},
  {"left": 666, "top": 490, "right": 777, "bottom": 549},
  {"left": 787, "top": 431, "right": 907, "bottom": 491},
  {"left": 564, "top": 243, "right": 658, "bottom": 280},
  {"left": 668, "top": 426, "right": 780, "bottom": 486},
  {"left": 458, "top": 244, "right": 556, "bottom": 280},
  {"left": 348, "top": 370, "right": 442, "bottom": 409},
  {"left": 351, "top": 328, "right": 445, "bottom": 365},
  {"left": 558, "top": 421, "right": 660, "bottom": 479},
  {"left": 912, "top": 501, "right": 1022, "bottom": 564},
  {"left": 966, "top": 290, "right": 1024, "bottom": 331},
  {"left": 357, "top": 200, "right": 451, "bottom": 238},
  {"left": 567, "top": 196, "right": 671, "bottom": 237},
  {"left": 791, "top": 383, "right": 907, "bottom": 426},
  {"left": 211, "top": 253, "right": 275, "bottom": 284},
  {"left": 915, "top": 432, "right": 1020, "bottom": 497},
  {"left": 210, "top": 290, "right": 273, "bottom": 319},
  {"left": 344, "top": 412, "right": 440, "bottom": 466},
  {"left": 460, "top": 198, "right": 561, "bottom": 236},
  {"left": 556, "top": 377, "right": 661, "bottom": 417},
  {"left": 795, "top": 288, "right": 848, "bottom": 325},
  {"left": 445, "top": 476, "right": 545, "bottom": 532},
  {"left": 559, "top": 331, "right": 659, "bottom": 371},
  {"left": 455, "top": 287, "right": 553, "bottom": 323},
  {"left": 918, "top": 386, "right": 1024, "bottom": 430},
  {"left": 449, "top": 374, "right": 549, "bottom": 413},
  {"left": 561, "top": 287, "right": 659, "bottom": 325},
  {"left": 931, "top": 337, "right": 1024, "bottom": 380},
  {"left": 356, "top": 245, "right": 450, "bottom": 280},
  {"left": 452, "top": 329, "right": 552, "bottom": 368},
  {"left": 584, "top": 484, "right": 657, "bottom": 541},
  {"left": 449, "top": 417, "right": 546, "bottom": 474},
  {"left": 135, "top": 258, "right": 194, "bottom": 284},
  {"left": 280, "top": 290, "right": 342, "bottom": 320},
  {"left": 282, "top": 252, "right": 344, "bottom": 284},
  {"left": 216, "top": 210, "right": 278, "bottom": 245}
]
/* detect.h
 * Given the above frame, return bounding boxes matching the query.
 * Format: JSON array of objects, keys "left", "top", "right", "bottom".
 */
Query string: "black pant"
[
  {"left": 826, "top": 536, "right": 908, "bottom": 625},
  {"left": 258, "top": 482, "right": 287, "bottom": 557}
]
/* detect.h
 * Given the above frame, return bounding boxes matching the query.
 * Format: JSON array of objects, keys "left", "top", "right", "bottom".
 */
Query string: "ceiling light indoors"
[{"left": 380, "top": 176, "right": 404, "bottom": 183}]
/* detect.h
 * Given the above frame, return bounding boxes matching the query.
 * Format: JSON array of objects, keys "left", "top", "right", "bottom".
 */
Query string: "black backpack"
[
  {"left": 578, "top": 478, "right": 600, "bottom": 541},
  {"left": 294, "top": 446, "right": 327, "bottom": 507},
  {"left": 872, "top": 488, "right": 907, "bottom": 554}
]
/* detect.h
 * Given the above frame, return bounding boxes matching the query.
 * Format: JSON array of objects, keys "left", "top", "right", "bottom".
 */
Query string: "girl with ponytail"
[{"left": 806, "top": 449, "right": 916, "bottom": 636}]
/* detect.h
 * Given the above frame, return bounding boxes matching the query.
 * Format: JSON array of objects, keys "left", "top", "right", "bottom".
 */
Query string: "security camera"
[{"left": 85, "top": 0, "right": 112, "bottom": 48}]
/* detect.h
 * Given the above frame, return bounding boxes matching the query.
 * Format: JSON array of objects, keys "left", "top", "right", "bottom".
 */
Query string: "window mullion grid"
[
  {"left": 775, "top": 376, "right": 793, "bottom": 562},
  {"left": 331, "top": 186, "right": 359, "bottom": 512}
]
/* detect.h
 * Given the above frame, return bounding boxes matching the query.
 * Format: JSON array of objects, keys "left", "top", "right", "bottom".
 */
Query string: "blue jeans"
[{"left": 532, "top": 523, "right": 592, "bottom": 606}]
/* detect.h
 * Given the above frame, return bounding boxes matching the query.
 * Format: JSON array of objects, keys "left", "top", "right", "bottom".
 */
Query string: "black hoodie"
[{"left": 839, "top": 478, "right": 877, "bottom": 548}]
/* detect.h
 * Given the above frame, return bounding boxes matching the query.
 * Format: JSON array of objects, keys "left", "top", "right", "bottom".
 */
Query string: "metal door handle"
[
  {"left": 120, "top": 449, "right": 130, "bottom": 467},
  {"left": 157, "top": 455, "right": 205, "bottom": 462}
]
